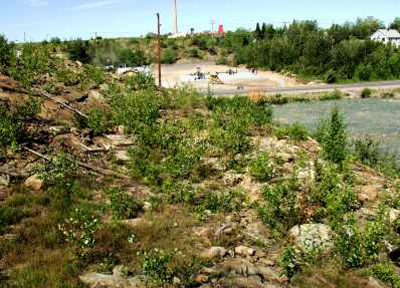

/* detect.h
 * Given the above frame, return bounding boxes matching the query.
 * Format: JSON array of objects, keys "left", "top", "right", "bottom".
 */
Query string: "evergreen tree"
[
  {"left": 254, "top": 23, "right": 262, "bottom": 40},
  {"left": 261, "top": 23, "right": 267, "bottom": 40}
]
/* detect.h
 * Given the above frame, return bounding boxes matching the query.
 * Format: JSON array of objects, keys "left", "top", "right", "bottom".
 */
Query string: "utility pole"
[
  {"left": 211, "top": 17, "right": 216, "bottom": 38},
  {"left": 157, "top": 13, "right": 162, "bottom": 89},
  {"left": 24, "top": 32, "right": 26, "bottom": 43}
]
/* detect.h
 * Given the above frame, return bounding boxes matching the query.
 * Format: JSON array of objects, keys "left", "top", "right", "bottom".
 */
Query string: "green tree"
[
  {"left": 68, "top": 39, "right": 92, "bottom": 63},
  {"left": 0, "top": 35, "right": 13, "bottom": 74},
  {"left": 390, "top": 17, "right": 400, "bottom": 31},
  {"left": 254, "top": 23, "right": 263, "bottom": 40}
]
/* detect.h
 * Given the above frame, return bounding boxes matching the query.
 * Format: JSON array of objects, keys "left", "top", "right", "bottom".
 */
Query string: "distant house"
[{"left": 371, "top": 29, "right": 400, "bottom": 47}]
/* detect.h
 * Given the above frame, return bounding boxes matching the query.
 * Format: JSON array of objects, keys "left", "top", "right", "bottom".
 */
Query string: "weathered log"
[
  {"left": 23, "top": 147, "right": 129, "bottom": 180},
  {"left": 0, "top": 83, "right": 88, "bottom": 119}
]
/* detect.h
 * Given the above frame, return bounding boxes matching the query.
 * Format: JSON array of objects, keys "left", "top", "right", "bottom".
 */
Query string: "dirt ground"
[{"left": 153, "top": 62, "right": 303, "bottom": 92}]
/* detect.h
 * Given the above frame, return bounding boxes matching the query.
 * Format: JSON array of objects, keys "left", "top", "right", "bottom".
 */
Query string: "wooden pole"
[{"left": 157, "top": 13, "right": 162, "bottom": 89}]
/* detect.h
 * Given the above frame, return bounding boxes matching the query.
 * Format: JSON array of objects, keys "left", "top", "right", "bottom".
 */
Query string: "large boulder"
[{"left": 289, "top": 224, "right": 334, "bottom": 253}]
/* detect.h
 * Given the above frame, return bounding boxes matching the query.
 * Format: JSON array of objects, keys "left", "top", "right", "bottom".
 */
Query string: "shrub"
[
  {"left": 142, "top": 249, "right": 175, "bottom": 284},
  {"left": 107, "top": 188, "right": 144, "bottom": 220},
  {"left": 366, "top": 262, "right": 400, "bottom": 287},
  {"left": 0, "top": 103, "right": 22, "bottom": 157},
  {"left": 281, "top": 246, "right": 301, "bottom": 279},
  {"left": 249, "top": 152, "right": 274, "bottom": 182},
  {"left": 55, "top": 68, "right": 80, "bottom": 86},
  {"left": 0, "top": 207, "right": 30, "bottom": 234},
  {"left": 274, "top": 123, "right": 309, "bottom": 141},
  {"left": 0, "top": 34, "right": 13, "bottom": 73},
  {"left": 68, "top": 39, "right": 92, "bottom": 64},
  {"left": 361, "top": 88, "right": 372, "bottom": 99},
  {"left": 258, "top": 181, "right": 301, "bottom": 236},
  {"left": 87, "top": 107, "right": 110, "bottom": 136},
  {"left": 125, "top": 72, "right": 155, "bottom": 91},
  {"left": 82, "top": 65, "right": 106, "bottom": 86},
  {"left": 353, "top": 137, "right": 381, "bottom": 167},
  {"left": 161, "top": 48, "right": 178, "bottom": 64},
  {"left": 35, "top": 152, "right": 78, "bottom": 187},
  {"left": 316, "top": 107, "right": 347, "bottom": 166},
  {"left": 59, "top": 207, "right": 101, "bottom": 259},
  {"left": 336, "top": 214, "right": 388, "bottom": 268},
  {"left": 9, "top": 44, "right": 51, "bottom": 88},
  {"left": 117, "top": 48, "right": 146, "bottom": 67}
]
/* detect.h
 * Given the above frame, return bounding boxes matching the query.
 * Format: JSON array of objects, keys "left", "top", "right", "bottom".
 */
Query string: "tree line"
[{"left": 224, "top": 17, "right": 400, "bottom": 83}]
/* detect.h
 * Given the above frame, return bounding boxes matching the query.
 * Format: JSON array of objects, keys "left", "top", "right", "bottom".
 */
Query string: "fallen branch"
[
  {"left": 31, "top": 88, "right": 88, "bottom": 119},
  {"left": 0, "top": 168, "right": 28, "bottom": 178},
  {"left": 23, "top": 147, "right": 129, "bottom": 180},
  {"left": 0, "top": 83, "right": 88, "bottom": 119}
]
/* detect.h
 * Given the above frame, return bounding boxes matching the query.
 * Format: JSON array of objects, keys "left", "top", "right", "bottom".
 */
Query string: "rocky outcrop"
[
  {"left": 79, "top": 272, "right": 147, "bottom": 288},
  {"left": 289, "top": 224, "right": 334, "bottom": 253}
]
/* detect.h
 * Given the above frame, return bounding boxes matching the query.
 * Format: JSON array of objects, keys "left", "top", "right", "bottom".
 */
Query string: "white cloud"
[
  {"left": 28, "top": 0, "right": 48, "bottom": 7},
  {"left": 70, "top": 0, "right": 122, "bottom": 11}
]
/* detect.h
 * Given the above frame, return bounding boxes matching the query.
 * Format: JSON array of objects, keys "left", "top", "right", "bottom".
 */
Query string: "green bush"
[
  {"left": 258, "top": 181, "right": 301, "bottom": 236},
  {"left": 0, "top": 103, "right": 22, "bottom": 157},
  {"left": 117, "top": 48, "right": 146, "bottom": 67},
  {"left": 0, "top": 34, "right": 13, "bottom": 73},
  {"left": 249, "top": 152, "right": 274, "bottom": 182},
  {"left": 82, "top": 65, "right": 106, "bottom": 86},
  {"left": 274, "top": 123, "right": 309, "bottom": 141},
  {"left": 9, "top": 44, "right": 51, "bottom": 88},
  {"left": 161, "top": 48, "right": 178, "bottom": 64},
  {"left": 353, "top": 137, "right": 381, "bottom": 167},
  {"left": 87, "top": 107, "right": 110, "bottom": 136},
  {"left": 0, "top": 207, "right": 30, "bottom": 234},
  {"left": 107, "top": 188, "right": 144, "bottom": 220},
  {"left": 68, "top": 39, "right": 92, "bottom": 64},
  {"left": 336, "top": 215, "right": 388, "bottom": 268},
  {"left": 366, "top": 262, "right": 400, "bottom": 287},
  {"left": 125, "top": 72, "right": 155, "bottom": 91},
  {"left": 361, "top": 88, "right": 372, "bottom": 99},
  {"left": 59, "top": 207, "right": 101, "bottom": 258},
  {"left": 142, "top": 250, "right": 175, "bottom": 284},
  {"left": 35, "top": 152, "right": 78, "bottom": 187},
  {"left": 316, "top": 107, "right": 347, "bottom": 166}
]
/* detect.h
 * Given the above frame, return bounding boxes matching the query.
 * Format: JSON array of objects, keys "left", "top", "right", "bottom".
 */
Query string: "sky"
[{"left": 2, "top": 0, "right": 400, "bottom": 42}]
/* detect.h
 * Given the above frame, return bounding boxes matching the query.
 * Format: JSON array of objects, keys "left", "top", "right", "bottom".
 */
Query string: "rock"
[
  {"left": 115, "top": 150, "right": 130, "bottom": 162},
  {"left": 194, "top": 274, "right": 209, "bottom": 283},
  {"left": 79, "top": 273, "right": 147, "bottom": 288},
  {"left": 0, "top": 175, "right": 10, "bottom": 187},
  {"left": 219, "top": 258, "right": 281, "bottom": 282},
  {"left": 201, "top": 247, "right": 227, "bottom": 259},
  {"left": 289, "top": 224, "right": 333, "bottom": 254},
  {"left": 121, "top": 218, "right": 150, "bottom": 228},
  {"left": 390, "top": 209, "right": 400, "bottom": 223},
  {"left": 88, "top": 90, "right": 104, "bottom": 101},
  {"left": 235, "top": 245, "right": 256, "bottom": 257},
  {"left": 173, "top": 276, "right": 181, "bottom": 285},
  {"left": 24, "top": 175, "right": 43, "bottom": 192},
  {"left": 100, "top": 83, "right": 109, "bottom": 92},
  {"left": 50, "top": 126, "right": 69, "bottom": 136},
  {"left": 76, "top": 61, "right": 83, "bottom": 68},
  {"left": 215, "top": 224, "right": 233, "bottom": 237},
  {"left": 359, "top": 185, "right": 379, "bottom": 202}
]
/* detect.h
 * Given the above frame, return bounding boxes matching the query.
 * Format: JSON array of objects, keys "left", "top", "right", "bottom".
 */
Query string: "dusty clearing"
[{"left": 154, "top": 62, "right": 303, "bottom": 91}]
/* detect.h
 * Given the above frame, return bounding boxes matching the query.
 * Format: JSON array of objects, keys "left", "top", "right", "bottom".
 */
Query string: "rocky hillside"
[{"left": 1, "top": 48, "right": 400, "bottom": 288}]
